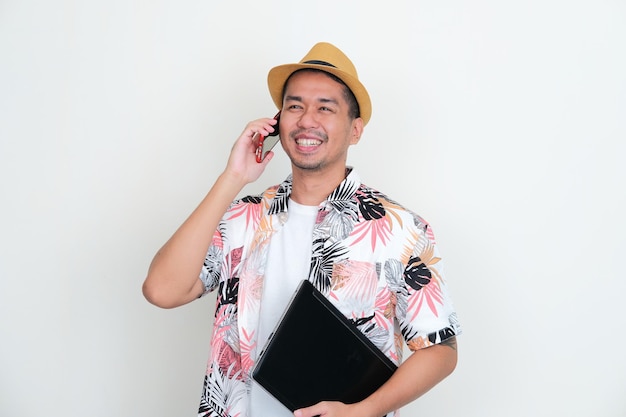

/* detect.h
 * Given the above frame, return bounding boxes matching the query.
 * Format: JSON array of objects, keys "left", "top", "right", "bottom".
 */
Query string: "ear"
[{"left": 349, "top": 117, "right": 364, "bottom": 145}]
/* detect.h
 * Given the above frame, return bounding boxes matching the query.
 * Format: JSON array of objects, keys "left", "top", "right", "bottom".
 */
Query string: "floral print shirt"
[{"left": 197, "top": 168, "right": 461, "bottom": 417}]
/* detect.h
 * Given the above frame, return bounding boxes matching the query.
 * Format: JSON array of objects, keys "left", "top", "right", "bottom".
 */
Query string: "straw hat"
[{"left": 267, "top": 42, "right": 372, "bottom": 125}]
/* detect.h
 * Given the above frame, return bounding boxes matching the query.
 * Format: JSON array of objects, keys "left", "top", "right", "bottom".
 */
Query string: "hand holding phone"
[{"left": 255, "top": 111, "right": 281, "bottom": 163}]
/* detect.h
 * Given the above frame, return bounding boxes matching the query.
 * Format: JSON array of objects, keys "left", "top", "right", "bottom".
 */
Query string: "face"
[{"left": 279, "top": 71, "right": 363, "bottom": 175}]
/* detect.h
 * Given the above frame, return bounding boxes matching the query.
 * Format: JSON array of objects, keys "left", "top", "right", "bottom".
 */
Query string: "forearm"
[
  {"left": 142, "top": 116, "right": 278, "bottom": 308},
  {"left": 293, "top": 337, "right": 458, "bottom": 417},
  {"left": 142, "top": 171, "right": 247, "bottom": 308},
  {"left": 359, "top": 337, "right": 458, "bottom": 417}
]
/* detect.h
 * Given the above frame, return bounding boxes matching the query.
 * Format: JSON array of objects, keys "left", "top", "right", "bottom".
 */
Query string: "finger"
[
  {"left": 253, "top": 117, "right": 279, "bottom": 136},
  {"left": 293, "top": 403, "right": 324, "bottom": 417},
  {"left": 258, "top": 151, "right": 274, "bottom": 165}
]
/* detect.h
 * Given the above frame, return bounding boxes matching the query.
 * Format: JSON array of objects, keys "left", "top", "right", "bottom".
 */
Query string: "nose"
[{"left": 296, "top": 107, "right": 319, "bottom": 129}]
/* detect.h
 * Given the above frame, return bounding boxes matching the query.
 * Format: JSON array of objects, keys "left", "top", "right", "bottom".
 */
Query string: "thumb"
[{"left": 293, "top": 403, "right": 323, "bottom": 417}]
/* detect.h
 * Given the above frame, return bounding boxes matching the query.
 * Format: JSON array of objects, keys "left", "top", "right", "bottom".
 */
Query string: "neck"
[{"left": 289, "top": 166, "right": 349, "bottom": 206}]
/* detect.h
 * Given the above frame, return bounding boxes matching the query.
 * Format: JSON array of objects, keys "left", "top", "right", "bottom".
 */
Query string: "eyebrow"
[{"left": 284, "top": 95, "right": 339, "bottom": 105}]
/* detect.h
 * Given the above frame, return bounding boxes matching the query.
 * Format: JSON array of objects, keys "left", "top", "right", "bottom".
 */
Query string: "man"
[{"left": 143, "top": 42, "right": 461, "bottom": 417}]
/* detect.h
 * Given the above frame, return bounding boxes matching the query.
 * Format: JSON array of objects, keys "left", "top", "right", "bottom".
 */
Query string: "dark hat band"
[{"left": 302, "top": 60, "right": 337, "bottom": 68}]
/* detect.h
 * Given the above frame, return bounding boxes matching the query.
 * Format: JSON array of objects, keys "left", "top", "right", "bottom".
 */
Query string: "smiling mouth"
[
  {"left": 295, "top": 138, "right": 323, "bottom": 146},
  {"left": 292, "top": 129, "right": 327, "bottom": 148}
]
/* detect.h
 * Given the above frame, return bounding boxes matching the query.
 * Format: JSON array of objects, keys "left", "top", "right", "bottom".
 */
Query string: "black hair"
[{"left": 281, "top": 68, "right": 361, "bottom": 120}]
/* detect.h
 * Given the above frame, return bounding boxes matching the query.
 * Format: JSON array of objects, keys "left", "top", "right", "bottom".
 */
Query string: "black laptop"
[{"left": 252, "top": 279, "right": 397, "bottom": 411}]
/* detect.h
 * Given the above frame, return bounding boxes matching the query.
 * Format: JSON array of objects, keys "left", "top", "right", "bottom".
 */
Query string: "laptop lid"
[{"left": 251, "top": 279, "right": 397, "bottom": 411}]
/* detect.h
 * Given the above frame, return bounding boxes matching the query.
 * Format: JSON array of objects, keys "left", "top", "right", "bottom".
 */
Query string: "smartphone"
[{"left": 255, "top": 111, "right": 281, "bottom": 163}]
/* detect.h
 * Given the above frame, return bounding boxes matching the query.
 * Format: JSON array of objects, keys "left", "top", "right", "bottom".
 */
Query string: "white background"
[{"left": 1, "top": 1, "right": 625, "bottom": 416}]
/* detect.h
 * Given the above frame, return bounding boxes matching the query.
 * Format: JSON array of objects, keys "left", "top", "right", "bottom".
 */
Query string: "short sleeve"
[
  {"left": 198, "top": 228, "right": 225, "bottom": 295},
  {"left": 396, "top": 225, "right": 461, "bottom": 351}
]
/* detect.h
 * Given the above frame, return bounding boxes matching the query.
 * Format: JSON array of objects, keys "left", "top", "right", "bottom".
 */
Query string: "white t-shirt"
[{"left": 250, "top": 199, "right": 318, "bottom": 417}]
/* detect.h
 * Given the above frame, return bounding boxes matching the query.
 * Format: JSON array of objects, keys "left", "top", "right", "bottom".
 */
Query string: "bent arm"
[
  {"left": 142, "top": 117, "right": 278, "bottom": 309},
  {"left": 142, "top": 171, "right": 248, "bottom": 308},
  {"left": 294, "top": 337, "right": 458, "bottom": 417},
  {"left": 358, "top": 337, "right": 458, "bottom": 416}
]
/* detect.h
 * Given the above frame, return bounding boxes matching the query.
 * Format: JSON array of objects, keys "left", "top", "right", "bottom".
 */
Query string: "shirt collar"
[{"left": 267, "top": 167, "right": 361, "bottom": 216}]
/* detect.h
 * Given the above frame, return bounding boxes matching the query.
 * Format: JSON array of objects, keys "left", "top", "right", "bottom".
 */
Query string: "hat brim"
[{"left": 267, "top": 63, "right": 372, "bottom": 126}]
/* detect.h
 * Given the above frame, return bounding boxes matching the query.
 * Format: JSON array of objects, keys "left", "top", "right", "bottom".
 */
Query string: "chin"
[{"left": 292, "top": 161, "right": 324, "bottom": 171}]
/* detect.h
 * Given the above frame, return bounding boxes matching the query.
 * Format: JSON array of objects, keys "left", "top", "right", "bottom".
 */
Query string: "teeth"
[{"left": 296, "top": 139, "right": 321, "bottom": 146}]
